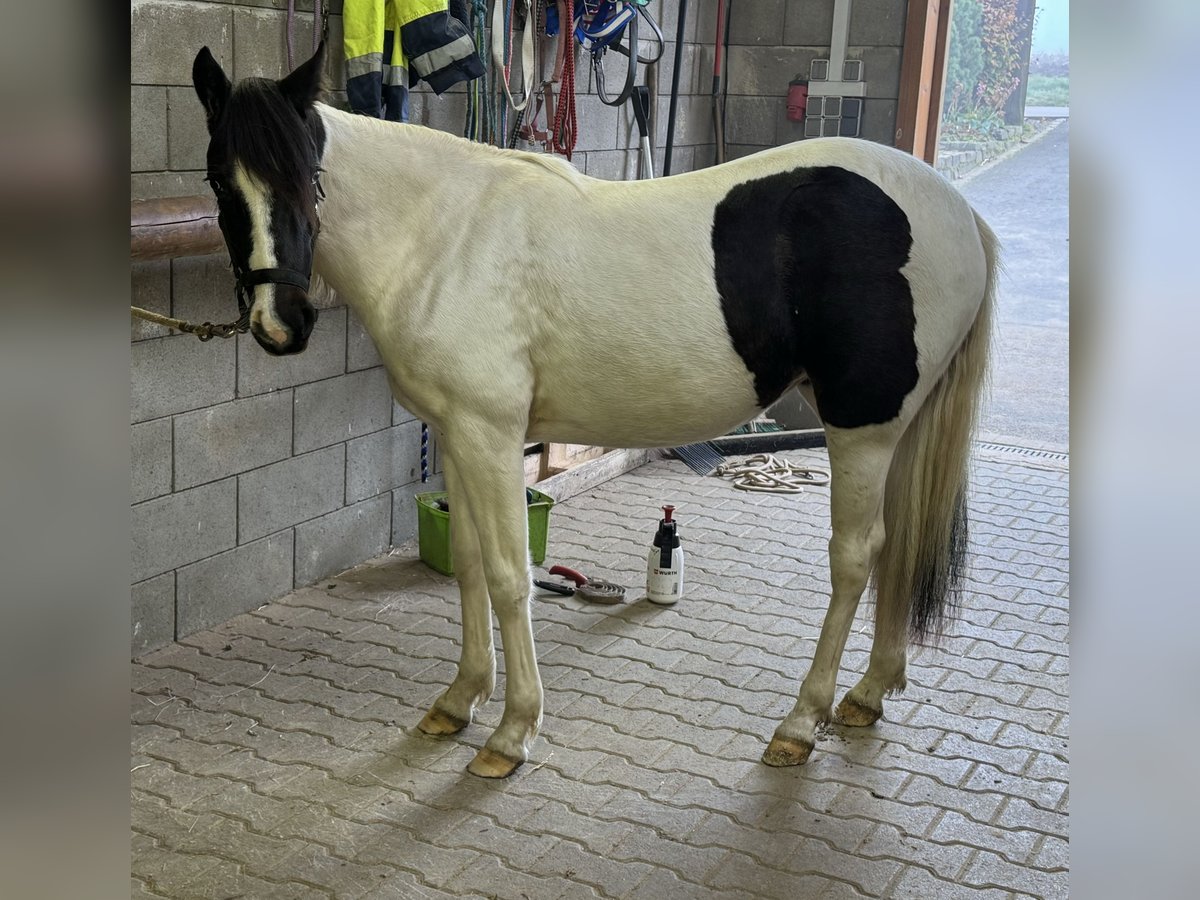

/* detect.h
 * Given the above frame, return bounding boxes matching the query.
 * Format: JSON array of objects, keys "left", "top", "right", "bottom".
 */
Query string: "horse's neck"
[{"left": 311, "top": 104, "right": 481, "bottom": 322}]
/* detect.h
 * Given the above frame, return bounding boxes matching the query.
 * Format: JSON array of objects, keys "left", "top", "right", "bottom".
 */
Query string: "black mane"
[{"left": 215, "top": 78, "right": 322, "bottom": 229}]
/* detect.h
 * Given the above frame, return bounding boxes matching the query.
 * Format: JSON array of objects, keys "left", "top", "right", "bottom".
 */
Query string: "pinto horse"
[{"left": 192, "top": 44, "right": 997, "bottom": 778}]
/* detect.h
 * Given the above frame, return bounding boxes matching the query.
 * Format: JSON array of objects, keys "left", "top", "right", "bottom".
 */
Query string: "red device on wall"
[{"left": 787, "top": 79, "right": 808, "bottom": 122}]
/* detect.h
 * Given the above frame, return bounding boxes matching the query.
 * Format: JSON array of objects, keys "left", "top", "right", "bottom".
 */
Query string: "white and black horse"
[{"left": 192, "top": 44, "right": 997, "bottom": 778}]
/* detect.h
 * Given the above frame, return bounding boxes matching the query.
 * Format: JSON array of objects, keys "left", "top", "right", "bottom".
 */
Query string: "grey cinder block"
[
  {"left": 131, "top": 86, "right": 167, "bottom": 172},
  {"left": 392, "top": 472, "right": 444, "bottom": 547},
  {"left": 174, "top": 391, "right": 294, "bottom": 491},
  {"left": 585, "top": 149, "right": 638, "bottom": 182},
  {"left": 851, "top": 0, "right": 908, "bottom": 47},
  {"left": 728, "top": 0, "right": 786, "bottom": 46},
  {"left": 132, "top": 478, "right": 237, "bottom": 583},
  {"left": 172, "top": 254, "right": 237, "bottom": 327},
  {"left": 345, "top": 419, "right": 428, "bottom": 504},
  {"left": 132, "top": 418, "right": 173, "bottom": 504},
  {"left": 346, "top": 310, "right": 383, "bottom": 371},
  {"left": 131, "top": 1, "right": 232, "bottom": 86},
  {"left": 294, "top": 495, "right": 391, "bottom": 586},
  {"left": 233, "top": 7, "right": 294, "bottom": 81},
  {"left": 573, "top": 95, "right": 621, "bottom": 153},
  {"left": 130, "top": 171, "right": 209, "bottom": 202},
  {"left": 393, "top": 400, "right": 419, "bottom": 426},
  {"left": 131, "top": 572, "right": 175, "bottom": 657},
  {"left": 237, "top": 306, "right": 347, "bottom": 397},
  {"left": 132, "top": 260, "right": 171, "bottom": 342},
  {"left": 132, "top": 333, "right": 236, "bottom": 424},
  {"left": 784, "top": 2, "right": 835, "bottom": 46},
  {"left": 167, "top": 86, "right": 211, "bottom": 173},
  {"left": 859, "top": 99, "right": 898, "bottom": 146},
  {"left": 237, "top": 445, "right": 345, "bottom": 543},
  {"left": 293, "top": 367, "right": 392, "bottom": 454},
  {"left": 724, "top": 96, "right": 781, "bottom": 146},
  {"left": 847, "top": 46, "right": 902, "bottom": 99},
  {"left": 726, "top": 45, "right": 822, "bottom": 97},
  {"left": 176, "top": 531, "right": 295, "bottom": 637}
]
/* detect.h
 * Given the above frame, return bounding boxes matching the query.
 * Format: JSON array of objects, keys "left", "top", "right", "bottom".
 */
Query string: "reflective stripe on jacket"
[{"left": 344, "top": 0, "right": 484, "bottom": 121}]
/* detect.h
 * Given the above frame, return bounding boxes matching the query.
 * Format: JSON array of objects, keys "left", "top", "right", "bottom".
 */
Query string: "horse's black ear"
[
  {"left": 279, "top": 40, "right": 326, "bottom": 117},
  {"left": 192, "top": 46, "right": 231, "bottom": 131}
]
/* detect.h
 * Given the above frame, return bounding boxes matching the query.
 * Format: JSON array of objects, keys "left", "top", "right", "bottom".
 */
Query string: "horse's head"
[{"left": 192, "top": 43, "right": 326, "bottom": 355}]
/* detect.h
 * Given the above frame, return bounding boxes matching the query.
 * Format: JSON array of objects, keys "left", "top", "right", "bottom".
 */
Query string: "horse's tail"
[{"left": 873, "top": 209, "right": 998, "bottom": 641}]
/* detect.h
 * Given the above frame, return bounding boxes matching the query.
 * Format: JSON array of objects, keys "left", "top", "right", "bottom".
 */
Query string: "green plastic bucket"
[{"left": 415, "top": 489, "right": 555, "bottom": 576}]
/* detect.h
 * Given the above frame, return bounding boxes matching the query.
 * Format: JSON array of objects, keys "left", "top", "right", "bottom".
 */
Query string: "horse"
[{"left": 191, "top": 43, "right": 997, "bottom": 778}]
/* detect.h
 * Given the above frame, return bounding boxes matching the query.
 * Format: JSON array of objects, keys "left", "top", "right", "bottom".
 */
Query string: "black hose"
[{"left": 662, "top": 0, "right": 689, "bottom": 176}]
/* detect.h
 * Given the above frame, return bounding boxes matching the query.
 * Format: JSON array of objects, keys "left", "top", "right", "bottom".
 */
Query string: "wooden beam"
[
  {"left": 923, "top": 0, "right": 955, "bottom": 165},
  {"left": 895, "top": 0, "right": 954, "bottom": 165},
  {"left": 131, "top": 196, "right": 224, "bottom": 261}
]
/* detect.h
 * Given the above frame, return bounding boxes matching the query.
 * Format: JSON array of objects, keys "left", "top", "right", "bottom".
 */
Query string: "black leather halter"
[{"left": 227, "top": 266, "right": 313, "bottom": 334}]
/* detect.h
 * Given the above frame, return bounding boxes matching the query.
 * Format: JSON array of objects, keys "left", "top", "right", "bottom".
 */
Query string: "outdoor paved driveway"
[{"left": 963, "top": 120, "right": 1070, "bottom": 449}]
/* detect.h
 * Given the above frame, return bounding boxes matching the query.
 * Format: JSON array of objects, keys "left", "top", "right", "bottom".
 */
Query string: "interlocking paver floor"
[{"left": 131, "top": 447, "right": 1069, "bottom": 899}]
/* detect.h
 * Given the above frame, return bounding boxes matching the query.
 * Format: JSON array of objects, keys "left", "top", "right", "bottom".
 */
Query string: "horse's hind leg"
[
  {"left": 835, "top": 566, "right": 909, "bottom": 728},
  {"left": 763, "top": 423, "right": 901, "bottom": 766},
  {"left": 418, "top": 452, "right": 496, "bottom": 736}
]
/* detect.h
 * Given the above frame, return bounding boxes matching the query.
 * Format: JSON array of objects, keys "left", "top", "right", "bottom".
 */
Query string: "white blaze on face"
[{"left": 234, "top": 162, "right": 290, "bottom": 345}]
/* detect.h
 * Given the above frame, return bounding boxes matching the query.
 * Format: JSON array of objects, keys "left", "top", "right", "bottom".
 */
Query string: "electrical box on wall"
[{"left": 800, "top": 0, "right": 865, "bottom": 138}]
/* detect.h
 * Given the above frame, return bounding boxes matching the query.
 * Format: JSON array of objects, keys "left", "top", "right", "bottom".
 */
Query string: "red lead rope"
[{"left": 551, "top": 0, "right": 577, "bottom": 159}]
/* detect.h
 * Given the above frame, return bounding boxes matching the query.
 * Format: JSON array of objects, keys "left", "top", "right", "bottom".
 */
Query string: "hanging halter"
[{"left": 575, "top": 1, "right": 663, "bottom": 107}]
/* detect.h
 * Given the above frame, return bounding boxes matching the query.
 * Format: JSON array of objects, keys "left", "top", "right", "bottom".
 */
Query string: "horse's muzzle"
[{"left": 251, "top": 287, "right": 317, "bottom": 355}]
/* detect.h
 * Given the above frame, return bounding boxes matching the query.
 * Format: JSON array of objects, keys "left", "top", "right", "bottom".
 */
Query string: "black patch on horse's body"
[{"left": 711, "top": 165, "right": 919, "bottom": 428}]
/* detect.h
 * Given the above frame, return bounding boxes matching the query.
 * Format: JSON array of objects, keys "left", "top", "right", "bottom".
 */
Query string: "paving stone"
[{"left": 132, "top": 447, "right": 1070, "bottom": 898}]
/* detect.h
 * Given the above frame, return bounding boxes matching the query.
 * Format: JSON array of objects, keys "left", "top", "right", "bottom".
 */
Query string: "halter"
[{"left": 226, "top": 167, "right": 326, "bottom": 333}]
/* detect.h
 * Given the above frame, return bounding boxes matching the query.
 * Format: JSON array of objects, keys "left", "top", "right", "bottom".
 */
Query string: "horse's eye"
[{"left": 205, "top": 175, "right": 225, "bottom": 194}]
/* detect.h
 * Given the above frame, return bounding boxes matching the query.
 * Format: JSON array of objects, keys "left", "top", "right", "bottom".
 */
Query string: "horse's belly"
[{"left": 527, "top": 363, "right": 763, "bottom": 448}]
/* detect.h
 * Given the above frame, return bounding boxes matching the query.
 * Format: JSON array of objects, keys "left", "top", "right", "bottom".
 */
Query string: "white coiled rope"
[{"left": 715, "top": 453, "right": 831, "bottom": 494}]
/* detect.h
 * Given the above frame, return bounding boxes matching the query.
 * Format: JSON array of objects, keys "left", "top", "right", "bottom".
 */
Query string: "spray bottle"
[{"left": 646, "top": 504, "right": 685, "bottom": 605}]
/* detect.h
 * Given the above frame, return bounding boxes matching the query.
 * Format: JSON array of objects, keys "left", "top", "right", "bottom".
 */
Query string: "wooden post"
[
  {"left": 895, "top": 0, "right": 955, "bottom": 166},
  {"left": 131, "top": 196, "right": 224, "bottom": 261}
]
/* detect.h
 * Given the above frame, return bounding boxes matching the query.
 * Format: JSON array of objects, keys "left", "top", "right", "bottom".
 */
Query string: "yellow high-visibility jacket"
[{"left": 344, "top": 0, "right": 484, "bottom": 121}]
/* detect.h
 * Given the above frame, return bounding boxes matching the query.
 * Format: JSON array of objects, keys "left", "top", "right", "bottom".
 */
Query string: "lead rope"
[
  {"left": 715, "top": 454, "right": 831, "bottom": 494},
  {"left": 421, "top": 424, "right": 430, "bottom": 483},
  {"left": 285, "top": 0, "right": 325, "bottom": 72},
  {"left": 551, "top": 0, "right": 577, "bottom": 158}
]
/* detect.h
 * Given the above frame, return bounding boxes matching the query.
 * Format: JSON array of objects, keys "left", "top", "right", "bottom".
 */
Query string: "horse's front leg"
[
  {"left": 418, "top": 451, "right": 496, "bottom": 735},
  {"left": 440, "top": 423, "right": 542, "bottom": 778}
]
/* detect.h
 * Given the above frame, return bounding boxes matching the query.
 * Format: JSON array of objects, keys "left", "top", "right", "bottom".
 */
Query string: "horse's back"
[{"left": 523, "top": 138, "right": 989, "bottom": 444}]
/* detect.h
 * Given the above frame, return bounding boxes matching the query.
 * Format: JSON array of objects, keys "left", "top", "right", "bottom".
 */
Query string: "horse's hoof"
[
  {"left": 835, "top": 696, "right": 882, "bottom": 727},
  {"left": 417, "top": 706, "right": 469, "bottom": 736},
  {"left": 467, "top": 747, "right": 524, "bottom": 778},
  {"left": 762, "top": 736, "right": 814, "bottom": 767}
]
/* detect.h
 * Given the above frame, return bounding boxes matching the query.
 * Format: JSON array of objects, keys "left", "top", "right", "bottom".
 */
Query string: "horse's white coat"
[{"left": 287, "top": 103, "right": 993, "bottom": 773}]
